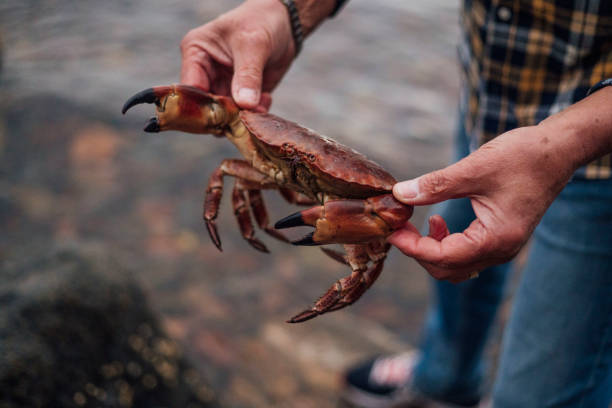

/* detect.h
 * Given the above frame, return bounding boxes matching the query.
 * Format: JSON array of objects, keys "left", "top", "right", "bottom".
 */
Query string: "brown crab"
[{"left": 122, "top": 85, "right": 413, "bottom": 322}]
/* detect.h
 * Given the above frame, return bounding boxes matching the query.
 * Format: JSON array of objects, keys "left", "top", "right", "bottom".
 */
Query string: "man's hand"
[
  {"left": 180, "top": 0, "right": 336, "bottom": 111},
  {"left": 389, "top": 85, "right": 612, "bottom": 283},
  {"left": 180, "top": 0, "right": 296, "bottom": 111},
  {"left": 389, "top": 126, "right": 574, "bottom": 283}
]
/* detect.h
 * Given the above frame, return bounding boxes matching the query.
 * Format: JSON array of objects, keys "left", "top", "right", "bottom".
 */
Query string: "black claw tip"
[
  {"left": 143, "top": 117, "right": 160, "bottom": 133},
  {"left": 122, "top": 88, "right": 157, "bottom": 114},
  {"left": 291, "top": 232, "right": 317, "bottom": 246},
  {"left": 275, "top": 211, "right": 306, "bottom": 229},
  {"left": 250, "top": 239, "right": 270, "bottom": 254},
  {"left": 205, "top": 221, "right": 223, "bottom": 252},
  {"left": 287, "top": 309, "right": 319, "bottom": 323}
]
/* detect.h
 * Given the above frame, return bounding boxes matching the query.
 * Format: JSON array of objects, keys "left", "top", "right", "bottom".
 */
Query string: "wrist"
[
  {"left": 239, "top": 0, "right": 297, "bottom": 53},
  {"left": 251, "top": 0, "right": 333, "bottom": 36},
  {"left": 248, "top": 0, "right": 333, "bottom": 54},
  {"left": 538, "top": 87, "right": 612, "bottom": 171},
  {"left": 293, "top": 0, "right": 336, "bottom": 35}
]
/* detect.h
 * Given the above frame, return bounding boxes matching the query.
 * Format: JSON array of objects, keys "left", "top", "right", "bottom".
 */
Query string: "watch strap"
[{"left": 280, "top": 0, "right": 304, "bottom": 55}]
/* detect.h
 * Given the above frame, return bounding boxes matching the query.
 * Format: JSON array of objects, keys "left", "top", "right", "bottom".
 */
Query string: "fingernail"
[
  {"left": 237, "top": 88, "right": 258, "bottom": 105},
  {"left": 394, "top": 179, "right": 420, "bottom": 200}
]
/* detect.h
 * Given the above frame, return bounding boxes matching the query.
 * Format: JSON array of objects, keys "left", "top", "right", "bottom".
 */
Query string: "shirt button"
[{"left": 497, "top": 6, "right": 512, "bottom": 22}]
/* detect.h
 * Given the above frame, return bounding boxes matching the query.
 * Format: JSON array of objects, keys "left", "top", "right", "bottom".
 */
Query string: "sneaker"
[{"left": 341, "top": 351, "right": 478, "bottom": 408}]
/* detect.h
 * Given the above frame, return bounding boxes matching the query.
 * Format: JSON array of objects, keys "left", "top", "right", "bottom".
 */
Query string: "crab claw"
[
  {"left": 275, "top": 211, "right": 309, "bottom": 229},
  {"left": 144, "top": 117, "right": 160, "bottom": 133},
  {"left": 122, "top": 84, "right": 239, "bottom": 135},
  {"left": 276, "top": 194, "right": 413, "bottom": 245},
  {"left": 122, "top": 87, "right": 158, "bottom": 114},
  {"left": 291, "top": 232, "right": 317, "bottom": 246}
]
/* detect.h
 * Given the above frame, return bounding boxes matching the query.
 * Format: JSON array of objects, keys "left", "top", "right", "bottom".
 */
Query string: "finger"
[
  {"left": 180, "top": 55, "right": 212, "bottom": 90},
  {"left": 389, "top": 218, "right": 489, "bottom": 267},
  {"left": 260, "top": 92, "right": 273, "bottom": 111},
  {"left": 389, "top": 222, "right": 486, "bottom": 282},
  {"left": 230, "top": 32, "right": 271, "bottom": 108},
  {"left": 261, "top": 64, "right": 292, "bottom": 93},
  {"left": 393, "top": 159, "right": 482, "bottom": 206},
  {"left": 180, "top": 32, "right": 217, "bottom": 90},
  {"left": 418, "top": 259, "right": 481, "bottom": 284},
  {"left": 427, "top": 215, "right": 449, "bottom": 241},
  {"left": 385, "top": 221, "right": 421, "bottom": 243},
  {"left": 210, "top": 67, "right": 233, "bottom": 97},
  {"left": 401, "top": 220, "right": 421, "bottom": 234},
  {"left": 252, "top": 93, "right": 273, "bottom": 113}
]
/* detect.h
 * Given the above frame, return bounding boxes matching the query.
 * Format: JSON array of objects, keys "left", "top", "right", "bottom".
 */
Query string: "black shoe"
[{"left": 341, "top": 351, "right": 479, "bottom": 408}]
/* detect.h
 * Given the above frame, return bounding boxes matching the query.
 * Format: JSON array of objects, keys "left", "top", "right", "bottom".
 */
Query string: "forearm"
[{"left": 539, "top": 86, "right": 612, "bottom": 172}]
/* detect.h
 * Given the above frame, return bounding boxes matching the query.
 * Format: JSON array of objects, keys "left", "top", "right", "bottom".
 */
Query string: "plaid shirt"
[{"left": 459, "top": 0, "right": 612, "bottom": 179}]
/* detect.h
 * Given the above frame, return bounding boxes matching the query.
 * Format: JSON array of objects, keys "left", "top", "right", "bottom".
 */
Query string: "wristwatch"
[
  {"left": 280, "top": 0, "right": 350, "bottom": 55},
  {"left": 279, "top": 0, "right": 304, "bottom": 55}
]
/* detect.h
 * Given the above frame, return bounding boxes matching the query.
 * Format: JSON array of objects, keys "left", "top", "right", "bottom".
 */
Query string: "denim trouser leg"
[
  {"left": 410, "top": 114, "right": 612, "bottom": 405},
  {"left": 493, "top": 178, "right": 612, "bottom": 407},
  {"left": 411, "top": 197, "right": 511, "bottom": 405},
  {"left": 412, "top": 120, "right": 511, "bottom": 405}
]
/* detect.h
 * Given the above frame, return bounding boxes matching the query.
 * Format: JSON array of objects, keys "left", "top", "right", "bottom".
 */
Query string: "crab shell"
[{"left": 239, "top": 110, "right": 397, "bottom": 199}]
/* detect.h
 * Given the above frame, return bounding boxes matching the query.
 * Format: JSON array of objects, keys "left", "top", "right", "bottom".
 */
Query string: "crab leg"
[
  {"left": 320, "top": 247, "right": 350, "bottom": 266},
  {"left": 289, "top": 244, "right": 369, "bottom": 323},
  {"left": 275, "top": 194, "right": 413, "bottom": 245},
  {"left": 247, "top": 189, "right": 290, "bottom": 243},
  {"left": 327, "top": 257, "right": 386, "bottom": 312},
  {"left": 204, "top": 159, "right": 276, "bottom": 251},
  {"left": 327, "top": 241, "right": 391, "bottom": 311},
  {"left": 288, "top": 240, "right": 391, "bottom": 323},
  {"left": 232, "top": 181, "right": 269, "bottom": 253}
]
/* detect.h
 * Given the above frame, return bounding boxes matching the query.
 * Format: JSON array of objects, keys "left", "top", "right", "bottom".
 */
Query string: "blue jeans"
[{"left": 412, "top": 121, "right": 612, "bottom": 407}]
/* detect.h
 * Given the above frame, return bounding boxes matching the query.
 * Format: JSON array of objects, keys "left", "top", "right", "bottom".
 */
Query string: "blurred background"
[{"left": 0, "top": 1, "right": 514, "bottom": 407}]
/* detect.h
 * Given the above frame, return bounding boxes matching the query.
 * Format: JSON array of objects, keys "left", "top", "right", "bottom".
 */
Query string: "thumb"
[
  {"left": 393, "top": 162, "right": 475, "bottom": 205},
  {"left": 231, "top": 36, "right": 270, "bottom": 109}
]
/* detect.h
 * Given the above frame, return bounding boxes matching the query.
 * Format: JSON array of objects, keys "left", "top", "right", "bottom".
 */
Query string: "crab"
[{"left": 122, "top": 85, "right": 413, "bottom": 323}]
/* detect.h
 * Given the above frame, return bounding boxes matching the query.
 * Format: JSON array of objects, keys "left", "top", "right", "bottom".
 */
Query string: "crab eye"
[{"left": 307, "top": 154, "right": 316, "bottom": 162}]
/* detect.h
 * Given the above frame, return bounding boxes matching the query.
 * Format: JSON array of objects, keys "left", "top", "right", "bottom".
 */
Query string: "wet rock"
[{"left": 0, "top": 248, "right": 220, "bottom": 408}]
